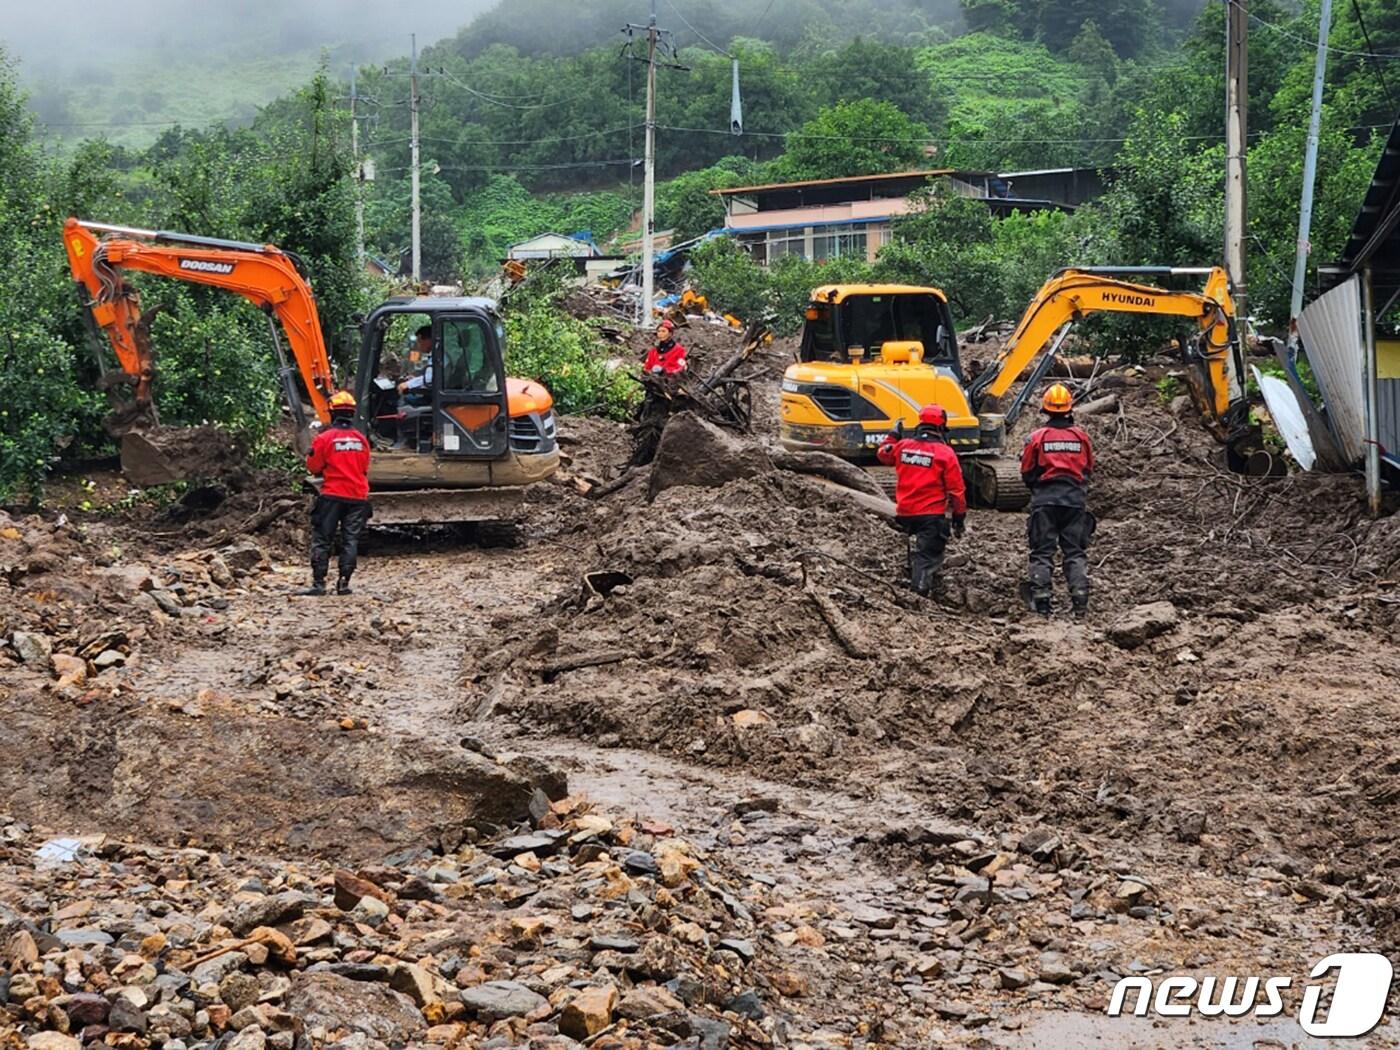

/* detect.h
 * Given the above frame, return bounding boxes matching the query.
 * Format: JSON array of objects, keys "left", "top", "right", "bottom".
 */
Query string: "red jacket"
[
  {"left": 307, "top": 422, "right": 371, "bottom": 502},
  {"left": 1021, "top": 422, "right": 1093, "bottom": 506},
  {"left": 876, "top": 431, "right": 967, "bottom": 518},
  {"left": 643, "top": 338, "right": 688, "bottom": 375}
]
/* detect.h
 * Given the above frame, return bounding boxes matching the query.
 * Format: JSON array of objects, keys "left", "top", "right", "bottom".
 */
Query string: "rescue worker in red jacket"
[
  {"left": 643, "top": 319, "right": 688, "bottom": 375},
  {"left": 1020, "top": 382, "right": 1095, "bottom": 618},
  {"left": 303, "top": 391, "right": 372, "bottom": 596},
  {"left": 876, "top": 404, "right": 967, "bottom": 596}
]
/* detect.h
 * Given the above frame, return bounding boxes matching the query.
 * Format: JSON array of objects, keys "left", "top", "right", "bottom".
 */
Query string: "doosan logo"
[
  {"left": 178, "top": 258, "right": 235, "bottom": 274},
  {"left": 1107, "top": 953, "right": 1393, "bottom": 1038}
]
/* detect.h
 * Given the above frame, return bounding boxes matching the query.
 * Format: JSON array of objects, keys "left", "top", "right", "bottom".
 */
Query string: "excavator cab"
[{"left": 350, "top": 297, "right": 557, "bottom": 514}]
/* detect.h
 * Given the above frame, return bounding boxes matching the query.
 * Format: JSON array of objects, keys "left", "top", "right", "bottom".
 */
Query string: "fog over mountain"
[{"left": 2, "top": 0, "right": 491, "bottom": 143}]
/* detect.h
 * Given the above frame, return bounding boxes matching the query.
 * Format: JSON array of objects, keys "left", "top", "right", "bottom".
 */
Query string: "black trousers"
[
  {"left": 310, "top": 496, "right": 371, "bottom": 582},
  {"left": 897, "top": 514, "right": 950, "bottom": 594},
  {"left": 1027, "top": 504, "right": 1094, "bottom": 599}
]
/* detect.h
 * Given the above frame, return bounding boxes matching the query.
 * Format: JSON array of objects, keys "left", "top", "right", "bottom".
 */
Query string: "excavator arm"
[
  {"left": 63, "top": 218, "right": 337, "bottom": 428},
  {"left": 971, "top": 266, "right": 1245, "bottom": 437}
]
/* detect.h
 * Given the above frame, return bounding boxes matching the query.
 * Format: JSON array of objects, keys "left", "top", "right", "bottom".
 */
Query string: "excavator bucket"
[{"left": 119, "top": 426, "right": 246, "bottom": 487}]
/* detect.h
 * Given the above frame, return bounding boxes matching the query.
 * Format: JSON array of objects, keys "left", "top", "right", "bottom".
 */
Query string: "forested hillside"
[{"left": 0, "top": 0, "right": 1396, "bottom": 497}]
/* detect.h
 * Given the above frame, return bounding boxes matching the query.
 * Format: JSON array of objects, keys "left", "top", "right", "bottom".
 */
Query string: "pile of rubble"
[
  {"left": 2, "top": 508, "right": 275, "bottom": 702},
  {"left": 1, "top": 795, "right": 780, "bottom": 1050}
]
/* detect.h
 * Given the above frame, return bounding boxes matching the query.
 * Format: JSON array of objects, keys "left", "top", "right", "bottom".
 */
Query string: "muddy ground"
[{"left": 4, "top": 320, "right": 1400, "bottom": 1049}]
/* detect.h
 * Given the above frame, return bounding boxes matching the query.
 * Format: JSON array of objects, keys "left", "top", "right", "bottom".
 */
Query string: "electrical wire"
[
  {"left": 1350, "top": 0, "right": 1399, "bottom": 109},
  {"left": 662, "top": 0, "right": 732, "bottom": 57},
  {"left": 435, "top": 69, "right": 576, "bottom": 110},
  {"left": 1247, "top": 4, "right": 1400, "bottom": 60},
  {"left": 374, "top": 124, "right": 638, "bottom": 148}
]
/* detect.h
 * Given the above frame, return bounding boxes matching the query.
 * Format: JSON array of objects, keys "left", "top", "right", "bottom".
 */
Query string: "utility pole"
[
  {"left": 349, "top": 70, "right": 366, "bottom": 271},
  {"left": 410, "top": 33, "right": 422, "bottom": 285},
  {"left": 1224, "top": 0, "right": 1249, "bottom": 321},
  {"left": 1288, "top": 0, "right": 1333, "bottom": 341},
  {"left": 641, "top": 1, "right": 658, "bottom": 325}
]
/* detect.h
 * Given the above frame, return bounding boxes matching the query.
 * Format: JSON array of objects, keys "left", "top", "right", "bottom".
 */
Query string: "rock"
[
  {"left": 847, "top": 904, "right": 896, "bottom": 929},
  {"left": 54, "top": 927, "right": 112, "bottom": 947},
  {"left": 1107, "top": 601, "right": 1179, "bottom": 649},
  {"left": 8, "top": 928, "right": 39, "bottom": 967},
  {"left": 589, "top": 934, "right": 639, "bottom": 953},
  {"left": 1037, "top": 951, "right": 1077, "bottom": 984},
  {"left": 220, "top": 543, "right": 266, "bottom": 575},
  {"left": 287, "top": 916, "right": 332, "bottom": 946},
  {"left": 248, "top": 926, "right": 296, "bottom": 965},
  {"left": 348, "top": 896, "right": 390, "bottom": 926},
  {"left": 27, "top": 1034, "right": 80, "bottom": 1050},
  {"left": 690, "top": 1015, "right": 731, "bottom": 1050},
  {"left": 11, "top": 631, "right": 52, "bottom": 664},
  {"left": 50, "top": 653, "right": 87, "bottom": 686},
  {"left": 322, "top": 963, "right": 390, "bottom": 982},
  {"left": 58, "top": 992, "right": 110, "bottom": 1027},
  {"left": 333, "top": 870, "right": 391, "bottom": 911},
  {"left": 648, "top": 412, "right": 771, "bottom": 500},
  {"left": 226, "top": 1027, "right": 267, "bottom": 1050},
  {"left": 192, "top": 950, "right": 249, "bottom": 987},
  {"left": 617, "top": 986, "right": 685, "bottom": 1020},
  {"left": 286, "top": 972, "right": 424, "bottom": 1043},
  {"left": 108, "top": 995, "right": 148, "bottom": 1033},
  {"left": 723, "top": 990, "right": 765, "bottom": 1020},
  {"left": 220, "top": 971, "right": 261, "bottom": 1013},
  {"left": 229, "top": 892, "right": 307, "bottom": 935},
  {"left": 389, "top": 963, "right": 439, "bottom": 1007},
  {"left": 622, "top": 850, "right": 659, "bottom": 877},
  {"left": 558, "top": 985, "right": 618, "bottom": 1040},
  {"left": 489, "top": 832, "right": 559, "bottom": 857},
  {"left": 1114, "top": 877, "right": 1154, "bottom": 901},
  {"left": 717, "top": 938, "right": 755, "bottom": 962},
  {"left": 459, "top": 980, "right": 547, "bottom": 1021},
  {"left": 997, "top": 967, "right": 1031, "bottom": 990},
  {"left": 1017, "top": 828, "right": 1061, "bottom": 861}
]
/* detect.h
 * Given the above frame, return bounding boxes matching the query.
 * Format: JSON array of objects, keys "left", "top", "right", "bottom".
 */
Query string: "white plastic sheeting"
[
  {"left": 1296, "top": 276, "right": 1366, "bottom": 464},
  {"left": 1252, "top": 366, "right": 1317, "bottom": 470}
]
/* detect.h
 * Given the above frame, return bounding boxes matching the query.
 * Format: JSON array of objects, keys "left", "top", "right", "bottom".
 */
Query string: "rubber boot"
[
  {"left": 299, "top": 578, "right": 327, "bottom": 597},
  {"left": 1033, "top": 595, "right": 1052, "bottom": 617},
  {"left": 1070, "top": 590, "right": 1089, "bottom": 621},
  {"left": 336, "top": 575, "right": 353, "bottom": 596}
]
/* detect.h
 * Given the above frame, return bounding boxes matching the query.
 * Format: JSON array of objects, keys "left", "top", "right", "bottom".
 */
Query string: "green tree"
[
  {"left": 768, "top": 100, "right": 930, "bottom": 181},
  {"left": 656, "top": 157, "right": 757, "bottom": 242},
  {"left": 0, "top": 49, "right": 103, "bottom": 500}
]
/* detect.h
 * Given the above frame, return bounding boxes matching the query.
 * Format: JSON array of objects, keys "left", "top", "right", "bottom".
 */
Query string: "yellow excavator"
[{"left": 779, "top": 266, "right": 1259, "bottom": 508}]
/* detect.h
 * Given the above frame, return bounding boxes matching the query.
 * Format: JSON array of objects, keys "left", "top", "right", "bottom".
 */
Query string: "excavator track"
[
  {"left": 864, "top": 465, "right": 898, "bottom": 499},
  {"left": 970, "top": 456, "right": 1030, "bottom": 510}
]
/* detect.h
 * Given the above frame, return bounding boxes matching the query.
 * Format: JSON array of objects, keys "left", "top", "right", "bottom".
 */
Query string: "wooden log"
[
  {"left": 805, "top": 583, "right": 871, "bottom": 659},
  {"left": 1076, "top": 393, "right": 1121, "bottom": 416},
  {"left": 769, "top": 448, "right": 887, "bottom": 499}
]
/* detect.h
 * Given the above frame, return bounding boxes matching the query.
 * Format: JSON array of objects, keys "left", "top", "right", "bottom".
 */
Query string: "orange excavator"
[{"left": 64, "top": 218, "right": 559, "bottom": 524}]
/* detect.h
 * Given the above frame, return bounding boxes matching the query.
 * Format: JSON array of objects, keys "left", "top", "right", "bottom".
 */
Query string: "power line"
[
  {"left": 662, "top": 0, "right": 731, "bottom": 57},
  {"left": 374, "top": 124, "right": 638, "bottom": 149},
  {"left": 435, "top": 68, "right": 575, "bottom": 110},
  {"left": 1350, "top": 0, "right": 1398, "bottom": 109},
  {"left": 1247, "top": 5, "right": 1400, "bottom": 60}
]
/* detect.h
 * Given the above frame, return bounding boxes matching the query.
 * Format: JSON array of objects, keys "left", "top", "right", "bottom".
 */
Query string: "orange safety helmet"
[
  {"left": 1041, "top": 383, "right": 1073, "bottom": 415},
  {"left": 329, "top": 390, "right": 357, "bottom": 413},
  {"left": 918, "top": 404, "right": 948, "bottom": 427}
]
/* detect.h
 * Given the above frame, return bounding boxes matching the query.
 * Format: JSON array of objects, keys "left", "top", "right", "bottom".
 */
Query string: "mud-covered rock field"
[{"left": 4, "top": 324, "right": 1400, "bottom": 1048}]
